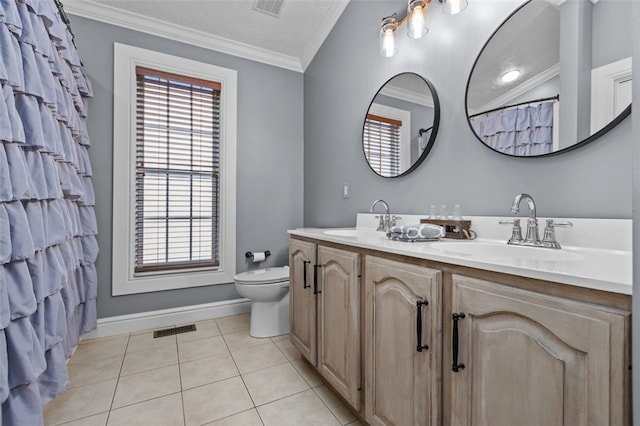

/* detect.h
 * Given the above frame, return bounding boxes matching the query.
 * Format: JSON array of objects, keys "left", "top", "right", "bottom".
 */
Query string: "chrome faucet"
[
  {"left": 502, "top": 193, "right": 573, "bottom": 249},
  {"left": 510, "top": 193, "right": 540, "bottom": 246},
  {"left": 370, "top": 199, "right": 391, "bottom": 232}
]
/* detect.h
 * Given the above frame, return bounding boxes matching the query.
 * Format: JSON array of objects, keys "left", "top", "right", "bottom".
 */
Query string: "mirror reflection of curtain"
[
  {"left": 0, "top": 1, "right": 97, "bottom": 423},
  {"left": 418, "top": 128, "right": 431, "bottom": 156},
  {"left": 470, "top": 101, "right": 555, "bottom": 156}
]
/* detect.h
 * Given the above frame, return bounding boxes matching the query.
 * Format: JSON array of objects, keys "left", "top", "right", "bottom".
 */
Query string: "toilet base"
[{"left": 249, "top": 294, "right": 290, "bottom": 338}]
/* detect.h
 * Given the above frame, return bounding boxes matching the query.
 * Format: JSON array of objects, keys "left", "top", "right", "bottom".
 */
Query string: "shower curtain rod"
[
  {"left": 54, "top": 0, "right": 76, "bottom": 41},
  {"left": 469, "top": 94, "right": 559, "bottom": 118},
  {"left": 419, "top": 126, "right": 433, "bottom": 136}
]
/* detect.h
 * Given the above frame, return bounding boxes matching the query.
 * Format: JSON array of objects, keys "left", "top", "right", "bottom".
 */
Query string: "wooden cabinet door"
[
  {"left": 364, "top": 256, "right": 442, "bottom": 426},
  {"left": 316, "top": 245, "right": 361, "bottom": 410},
  {"left": 451, "top": 274, "right": 630, "bottom": 426},
  {"left": 289, "top": 238, "right": 317, "bottom": 365}
]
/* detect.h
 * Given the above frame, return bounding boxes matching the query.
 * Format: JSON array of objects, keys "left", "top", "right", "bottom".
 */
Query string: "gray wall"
[
  {"left": 70, "top": 16, "right": 304, "bottom": 318},
  {"left": 303, "top": 0, "right": 632, "bottom": 228},
  {"left": 592, "top": 0, "right": 632, "bottom": 69},
  {"left": 510, "top": 75, "right": 559, "bottom": 105}
]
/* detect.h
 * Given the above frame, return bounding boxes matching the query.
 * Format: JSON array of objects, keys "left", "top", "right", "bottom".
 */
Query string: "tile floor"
[{"left": 43, "top": 314, "right": 363, "bottom": 426}]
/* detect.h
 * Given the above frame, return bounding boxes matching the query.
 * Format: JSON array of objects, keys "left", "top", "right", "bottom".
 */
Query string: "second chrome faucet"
[
  {"left": 501, "top": 193, "right": 573, "bottom": 249},
  {"left": 511, "top": 193, "right": 540, "bottom": 245}
]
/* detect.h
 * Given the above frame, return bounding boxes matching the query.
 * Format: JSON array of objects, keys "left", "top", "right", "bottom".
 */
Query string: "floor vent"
[
  {"left": 153, "top": 324, "right": 197, "bottom": 338},
  {"left": 253, "top": 0, "right": 284, "bottom": 17}
]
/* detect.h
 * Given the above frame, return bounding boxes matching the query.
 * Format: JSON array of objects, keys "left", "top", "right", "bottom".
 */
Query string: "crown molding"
[
  {"left": 380, "top": 85, "right": 435, "bottom": 108},
  {"left": 299, "top": 0, "right": 350, "bottom": 70},
  {"left": 470, "top": 63, "right": 560, "bottom": 115},
  {"left": 64, "top": 0, "right": 305, "bottom": 72}
]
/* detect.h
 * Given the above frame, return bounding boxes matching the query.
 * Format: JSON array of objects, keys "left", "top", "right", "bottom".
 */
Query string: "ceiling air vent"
[{"left": 253, "top": 0, "right": 284, "bottom": 17}]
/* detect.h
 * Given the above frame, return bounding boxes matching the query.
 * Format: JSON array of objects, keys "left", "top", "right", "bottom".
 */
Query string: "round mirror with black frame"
[
  {"left": 362, "top": 72, "right": 440, "bottom": 177},
  {"left": 466, "top": 0, "right": 632, "bottom": 158}
]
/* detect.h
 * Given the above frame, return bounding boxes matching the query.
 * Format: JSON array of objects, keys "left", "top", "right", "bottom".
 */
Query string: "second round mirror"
[
  {"left": 363, "top": 73, "right": 440, "bottom": 177},
  {"left": 466, "top": 0, "right": 632, "bottom": 157}
]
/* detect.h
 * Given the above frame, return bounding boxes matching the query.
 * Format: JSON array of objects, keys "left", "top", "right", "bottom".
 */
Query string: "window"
[
  {"left": 113, "top": 44, "right": 237, "bottom": 295},
  {"left": 364, "top": 103, "right": 411, "bottom": 177},
  {"left": 364, "top": 113, "right": 402, "bottom": 177},
  {"left": 135, "top": 67, "right": 220, "bottom": 273}
]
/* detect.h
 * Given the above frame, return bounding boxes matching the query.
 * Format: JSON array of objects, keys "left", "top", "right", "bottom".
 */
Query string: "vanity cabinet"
[
  {"left": 289, "top": 239, "right": 317, "bottom": 364},
  {"left": 364, "top": 256, "right": 442, "bottom": 426},
  {"left": 450, "top": 274, "right": 630, "bottom": 426},
  {"left": 288, "top": 236, "right": 631, "bottom": 425},
  {"left": 289, "top": 240, "right": 361, "bottom": 410}
]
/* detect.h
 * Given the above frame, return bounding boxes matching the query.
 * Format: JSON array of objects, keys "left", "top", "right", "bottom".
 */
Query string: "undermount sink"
[
  {"left": 323, "top": 229, "right": 360, "bottom": 237},
  {"left": 429, "top": 241, "right": 584, "bottom": 262}
]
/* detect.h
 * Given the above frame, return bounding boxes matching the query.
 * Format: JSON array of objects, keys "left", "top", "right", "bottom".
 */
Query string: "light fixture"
[
  {"left": 379, "top": 0, "right": 468, "bottom": 57},
  {"left": 380, "top": 14, "right": 399, "bottom": 58},
  {"left": 441, "top": 0, "right": 468, "bottom": 15},
  {"left": 407, "top": 0, "right": 428, "bottom": 39},
  {"left": 501, "top": 69, "right": 521, "bottom": 83}
]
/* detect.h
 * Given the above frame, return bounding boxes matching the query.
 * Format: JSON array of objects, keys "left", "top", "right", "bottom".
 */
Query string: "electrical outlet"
[{"left": 343, "top": 183, "right": 350, "bottom": 199}]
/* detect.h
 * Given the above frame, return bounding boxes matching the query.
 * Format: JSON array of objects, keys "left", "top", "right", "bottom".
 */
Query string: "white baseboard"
[{"left": 81, "top": 298, "right": 251, "bottom": 340}]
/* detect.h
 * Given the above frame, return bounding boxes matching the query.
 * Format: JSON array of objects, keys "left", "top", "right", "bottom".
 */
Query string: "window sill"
[{"left": 112, "top": 267, "right": 234, "bottom": 296}]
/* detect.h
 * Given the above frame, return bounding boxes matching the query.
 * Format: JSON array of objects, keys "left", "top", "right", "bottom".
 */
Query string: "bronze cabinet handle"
[
  {"left": 416, "top": 300, "right": 429, "bottom": 352},
  {"left": 452, "top": 312, "right": 466, "bottom": 372}
]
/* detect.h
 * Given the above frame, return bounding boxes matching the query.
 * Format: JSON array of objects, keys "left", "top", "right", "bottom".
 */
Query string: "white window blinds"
[
  {"left": 135, "top": 66, "right": 221, "bottom": 273},
  {"left": 363, "top": 113, "right": 402, "bottom": 177}
]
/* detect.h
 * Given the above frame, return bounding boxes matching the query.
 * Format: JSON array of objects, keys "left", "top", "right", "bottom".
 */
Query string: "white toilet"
[{"left": 233, "top": 266, "right": 290, "bottom": 338}]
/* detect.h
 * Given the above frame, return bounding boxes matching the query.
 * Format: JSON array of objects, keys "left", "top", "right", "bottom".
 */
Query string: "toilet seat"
[{"left": 234, "top": 266, "right": 289, "bottom": 285}]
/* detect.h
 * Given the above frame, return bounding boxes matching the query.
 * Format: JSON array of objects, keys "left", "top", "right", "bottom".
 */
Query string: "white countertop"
[{"left": 288, "top": 214, "right": 632, "bottom": 295}]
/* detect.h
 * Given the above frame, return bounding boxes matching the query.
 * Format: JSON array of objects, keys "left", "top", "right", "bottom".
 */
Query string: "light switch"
[{"left": 343, "top": 183, "right": 350, "bottom": 199}]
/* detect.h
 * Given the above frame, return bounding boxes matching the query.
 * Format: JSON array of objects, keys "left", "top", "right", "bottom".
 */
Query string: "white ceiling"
[
  {"left": 63, "top": 0, "right": 564, "bottom": 91},
  {"left": 63, "top": 0, "right": 350, "bottom": 72},
  {"left": 466, "top": 1, "right": 560, "bottom": 113}
]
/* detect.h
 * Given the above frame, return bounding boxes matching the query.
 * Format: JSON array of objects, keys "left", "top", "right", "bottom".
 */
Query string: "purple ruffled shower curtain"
[
  {"left": 470, "top": 101, "right": 555, "bottom": 156},
  {"left": 0, "top": 0, "right": 98, "bottom": 424}
]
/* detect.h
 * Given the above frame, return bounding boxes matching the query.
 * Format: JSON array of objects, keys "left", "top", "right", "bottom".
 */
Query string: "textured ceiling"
[
  {"left": 96, "top": 0, "right": 336, "bottom": 57},
  {"left": 64, "top": 0, "right": 350, "bottom": 71},
  {"left": 467, "top": 1, "right": 560, "bottom": 111},
  {"left": 64, "top": 0, "right": 561, "bottom": 82}
]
